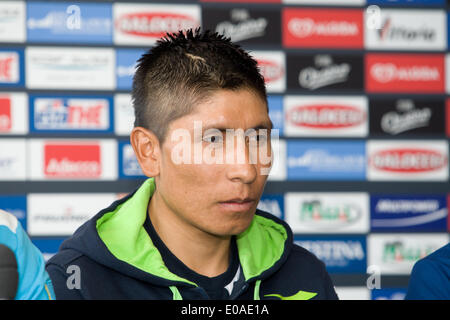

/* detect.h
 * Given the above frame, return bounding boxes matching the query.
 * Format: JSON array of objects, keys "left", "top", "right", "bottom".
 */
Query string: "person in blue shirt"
[
  {"left": 405, "top": 243, "right": 450, "bottom": 300},
  {"left": 0, "top": 209, "right": 55, "bottom": 300}
]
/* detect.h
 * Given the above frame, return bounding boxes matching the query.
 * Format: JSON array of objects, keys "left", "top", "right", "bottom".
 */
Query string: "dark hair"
[{"left": 131, "top": 28, "right": 267, "bottom": 144}]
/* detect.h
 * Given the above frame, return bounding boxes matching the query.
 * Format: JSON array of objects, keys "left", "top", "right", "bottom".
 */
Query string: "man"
[
  {"left": 405, "top": 243, "right": 449, "bottom": 300},
  {"left": 0, "top": 209, "right": 54, "bottom": 300},
  {"left": 46, "top": 29, "right": 338, "bottom": 300}
]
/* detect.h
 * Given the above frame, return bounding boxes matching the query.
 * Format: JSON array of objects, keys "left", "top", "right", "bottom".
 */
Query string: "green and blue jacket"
[{"left": 46, "top": 178, "right": 338, "bottom": 300}]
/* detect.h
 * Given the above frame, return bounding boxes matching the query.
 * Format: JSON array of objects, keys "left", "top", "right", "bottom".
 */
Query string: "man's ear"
[{"left": 130, "top": 127, "right": 161, "bottom": 177}]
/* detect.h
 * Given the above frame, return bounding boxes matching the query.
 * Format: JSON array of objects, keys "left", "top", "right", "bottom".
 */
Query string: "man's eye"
[
  {"left": 248, "top": 134, "right": 268, "bottom": 143},
  {"left": 203, "top": 134, "right": 223, "bottom": 144}
]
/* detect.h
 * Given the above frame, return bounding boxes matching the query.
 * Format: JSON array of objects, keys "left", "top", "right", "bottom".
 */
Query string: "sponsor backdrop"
[{"left": 0, "top": 0, "right": 449, "bottom": 300}]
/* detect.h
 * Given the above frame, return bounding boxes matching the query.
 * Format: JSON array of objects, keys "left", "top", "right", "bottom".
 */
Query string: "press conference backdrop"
[{"left": 0, "top": 0, "right": 450, "bottom": 300}]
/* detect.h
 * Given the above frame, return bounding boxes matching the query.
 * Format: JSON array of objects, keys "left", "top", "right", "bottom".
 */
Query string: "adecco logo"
[
  {"left": 287, "top": 104, "right": 366, "bottom": 129},
  {"left": 44, "top": 143, "right": 101, "bottom": 178}
]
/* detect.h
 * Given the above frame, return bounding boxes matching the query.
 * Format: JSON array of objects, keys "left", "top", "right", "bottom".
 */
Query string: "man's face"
[{"left": 155, "top": 88, "right": 273, "bottom": 237}]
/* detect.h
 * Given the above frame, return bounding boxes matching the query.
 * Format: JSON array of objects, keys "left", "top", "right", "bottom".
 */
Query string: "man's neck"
[{"left": 148, "top": 190, "right": 232, "bottom": 278}]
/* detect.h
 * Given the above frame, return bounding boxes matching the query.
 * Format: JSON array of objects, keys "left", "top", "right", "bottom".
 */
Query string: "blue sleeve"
[
  {"left": 405, "top": 258, "right": 449, "bottom": 300},
  {"left": 0, "top": 210, "right": 55, "bottom": 300}
]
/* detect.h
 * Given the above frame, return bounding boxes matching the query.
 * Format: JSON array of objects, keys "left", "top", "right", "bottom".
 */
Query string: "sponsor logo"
[
  {"left": 116, "top": 49, "right": 145, "bottom": 90},
  {"left": 27, "top": 2, "right": 113, "bottom": 44},
  {"left": 27, "top": 193, "right": 116, "bottom": 236},
  {"left": 267, "top": 139, "right": 286, "bottom": 181},
  {"left": 250, "top": 51, "right": 285, "bottom": 93},
  {"left": 285, "top": 96, "right": 368, "bottom": 137},
  {"left": 366, "top": 54, "right": 444, "bottom": 93},
  {"left": 283, "top": 8, "right": 363, "bottom": 48},
  {"left": 368, "top": 234, "right": 449, "bottom": 274},
  {"left": 371, "top": 195, "right": 448, "bottom": 231},
  {"left": 257, "top": 194, "right": 284, "bottom": 219},
  {"left": 447, "top": 99, "right": 450, "bottom": 137},
  {"left": 114, "top": 94, "right": 135, "bottom": 136},
  {"left": 378, "top": 17, "right": 434, "bottom": 42},
  {"left": 287, "top": 140, "right": 366, "bottom": 180},
  {"left": 295, "top": 236, "right": 367, "bottom": 273},
  {"left": 370, "top": 98, "right": 445, "bottom": 136},
  {"left": 0, "top": 51, "right": 19, "bottom": 84},
  {"left": 119, "top": 141, "right": 145, "bottom": 178},
  {"left": 268, "top": 96, "right": 284, "bottom": 137},
  {"left": 26, "top": 47, "right": 115, "bottom": 90},
  {"left": 44, "top": 143, "right": 102, "bottom": 178},
  {"left": 365, "top": 10, "right": 445, "bottom": 51},
  {"left": 214, "top": 9, "right": 268, "bottom": 42},
  {"left": 31, "top": 96, "right": 112, "bottom": 132},
  {"left": 299, "top": 56, "right": 350, "bottom": 90},
  {"left": 370, "top": 149, "right": 447, "bottom": 173},
  {"left": 371, "top": 63, "right": 440, "bottom": 83},
  {"left": 116, "top": 12, "right": 197, "bottom": 38},
  {"left": 0, "top": 139, "right": 26, "bottom": 180},
  {"left": 287, "top": 53, "right": 364, "bottom": 92},
  {"left": 114, "top": 4, "right": 201, "bottom": 45},
  {"left": 367, "top": 140, "right": 449, "bottom": 181},
  {"left": 258, "top": 59, "right": 284, "bottom": 84},
  {"left": 286, "top": 193, "right": 369, "bottom": 233},
  {"left": 0, "top": 98, "right": 11, "bottom": 131},
  {"left": 381, "top": 100, "right": 430, "bottom": 135},
  {"left": 0, "top": 1, "right": 25, "bottom": 43},
  {"left": 287, "top": 104, "right": 365, "bottom": 129},
  {"left": 0, "top": 93, "right": 28, "bottom": 135}
]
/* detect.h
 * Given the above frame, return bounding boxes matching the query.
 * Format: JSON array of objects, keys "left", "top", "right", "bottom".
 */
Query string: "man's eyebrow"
[{"left": 202, "top": 121, "right": 273, "bottom": 132}]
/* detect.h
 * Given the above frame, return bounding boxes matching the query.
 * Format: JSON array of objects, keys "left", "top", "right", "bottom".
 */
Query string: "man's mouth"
[{"left": 218, "top": 198, "right": 256, "bottom": 212}]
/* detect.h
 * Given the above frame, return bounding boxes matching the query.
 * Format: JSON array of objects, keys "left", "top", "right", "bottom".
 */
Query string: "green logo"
[{"left": 264, "top": 290, "right": 317, "bottom": 300}]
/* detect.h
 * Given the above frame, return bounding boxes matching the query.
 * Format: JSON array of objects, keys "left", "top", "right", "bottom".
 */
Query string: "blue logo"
[
  {"left": 0, "top": 48, "right": 24, "bottom": 87},
  {"left": 30, "top": 95, "right": 114, "bottom": 134},
  {"left": 116, "top": 49, "right": 146, "bottom": 90},
  {"left": 268, "top": 95, "right": 283, "bottom": 137},
  {"left": 370, "top": 195, "right": 447, "bottom": 232},
  {"left": 118, "top": 141, "right": 146, "bottom": 179},
  {"left": 31, "top": 238, "right": 65, "bottom": 262},
  {"left": 367, "top": 0, "right": 444, "bottom": 5},
  {"left": 0, "top": 195, "right": 27, "bottom": 231},
  {"left": 287, "top": 140, "right": 366, "bottom": 180},
  {"left": 295, "top": 236, "right": 367, "bottom": 274},
  {"left": 257, "top": 194, "right": 284, "bottom": 220},
  {"left": 27, "top": 2, "right": 113, "bottom": 44},
  {"left": 371, "top": 288, "right": 407, "bottom": 300}
]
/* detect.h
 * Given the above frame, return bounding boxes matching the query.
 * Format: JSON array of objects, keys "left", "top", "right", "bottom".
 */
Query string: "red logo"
[
  {"left": 446, "top": 99, "right": 450, "bottom": 137},
  {"left": 0, "top": 53, "right": 18, "bottom": 83},
  {"left": 370, "top": 148, "right": 447, "bottom": 173},
  {"left": 116, "top": 12, "right": 199, "bottom": 38},
  {"left": 282, "top": 8, "right": 363, "bottom": 48},
  {"left": 366, "top": 54, "right": 444, "bottom": 93},
  {"left": 287, "top": 104, "right": 366, "bottom": 129},
  {"left": 0, "top": 97, "right": 11, "bottom": 132},
  {"left": 257, "top": 59, "right": 284, "bottom": 84},
  {"left": 44, "top": 144, "right": 102, "bottom": 178}
]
